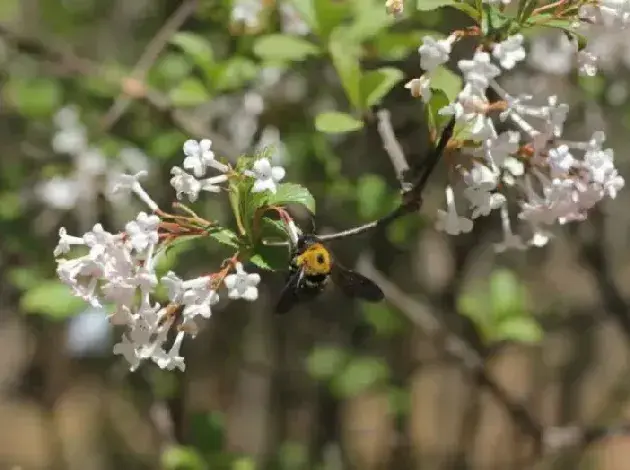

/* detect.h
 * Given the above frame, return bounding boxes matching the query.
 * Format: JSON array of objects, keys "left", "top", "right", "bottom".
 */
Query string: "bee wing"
[
  {"left": 275, "top": 269, "right": 303, "bottom": 314},
  {"left": 331, "top": 263, "right": 384, "bottom": 302}
]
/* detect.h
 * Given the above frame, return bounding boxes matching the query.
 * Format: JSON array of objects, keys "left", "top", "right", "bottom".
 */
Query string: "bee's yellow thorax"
[{"left": 296, "top": 243, "right": 332, "bottom": 275}]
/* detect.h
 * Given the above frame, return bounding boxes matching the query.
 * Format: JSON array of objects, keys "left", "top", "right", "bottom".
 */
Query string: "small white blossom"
[
  {"left": 418, "top": 36, "right": 452, "bottom": 72},
  {"left": 170, "top": 167, "right": 228, "bottom": 202},
  {"left": 547, "top": 145, "right": 576, "bottom": 176},
  {"left": 153, "top": 331, "right": 186, "bottom": 372},
  {"left": 244, "top": 158, "right": 286, "bottom": 193},
  {"left": 111, "top": 171, "right": 158, "bottom": 211},
  {"left": 435, "top": 186, "right": 473, "bottom": 235},
  {"left": 492, "top": 35, "right": 526, "bottom": 70},
  {"left": 405, "top": 76, "right": 432, "bottom": 103},
  {"left": 458, "top": 51, "right": 502, "bottom": 94},
  {"left": 577, "top": 50, "right": 598, "bottom": 77},
  {"left": 125, "top": 212, "right": 160, "bottom": 252},
  {"left": 224, "top": 263, "right": 261, "bottom": 301},
  {"left": 182, "top": 139, "right": 228, "bottom": 176},
  {"left": 54, "top": 227, "right": 85, "bottom": 257}
]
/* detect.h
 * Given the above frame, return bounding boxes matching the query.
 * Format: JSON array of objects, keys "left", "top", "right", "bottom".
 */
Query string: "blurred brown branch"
[
  {"left": 0, "top": 21, "right": 238, "bottom": 157},
  {"left": 101, "top": 0, "right": 199, "bottom": 131}
]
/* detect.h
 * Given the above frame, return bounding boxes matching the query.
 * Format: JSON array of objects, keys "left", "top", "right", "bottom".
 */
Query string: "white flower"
[
  {"left": 492, "top": 34, "right": 526, "bottom": 70},
  {"left": 125, "top": 212, "right": 160, "bottom": 252},
  {"left": 224, "top": 263, "right": 261, "bottom": 301},
  {"left": 54, "top": 227, "right": 85, "bottom": 257},
  {"left": 153, "top": 331, "right": 186, "bottom": 372},
  {"left": 418, "top": 36, "right": 452, "bottom": 72},
  {"left": 244, "top": 158, "right": 286, "bottom": 193},
  {"left": 181, "top": 276, "right": 219, "bottom": 319},
  {"left": 458, "top": 51, "right": 501, "bottom": 94},
  {"left": 495, "top": 205, "right": 527, "bottom": 253},
  {"left": 405, "top": 76, "right": 432, "bottom": 103},
  {"left": 547, "top": 145, "right": 576, "bottom": 176},
  {"left": 113, "top": 334, "right": 141, "bottom": 371},
  {"left": 110, "top": 171, "right": 158, "bottom": 211},
  {"left": 182, "top": 139, "right": 227, "bottom": 176},
  {"left": 170, "top": 167, "right": 228, "bottom": 202},
  {"left": 36, "top": 176, "right": 81, "bottom": 210},
  {"left": 435, "top": 186, "right": 473, "bottom": 235}
]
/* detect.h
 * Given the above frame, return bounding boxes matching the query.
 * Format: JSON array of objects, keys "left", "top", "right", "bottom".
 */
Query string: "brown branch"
[
  {"left": 0, "top": 22, "right": 239, "bottom": 157},
  {"left": 101, "top": 0, "right": 199, "bottom": 131}
]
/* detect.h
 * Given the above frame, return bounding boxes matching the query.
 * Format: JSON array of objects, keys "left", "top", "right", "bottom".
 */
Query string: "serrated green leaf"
[
  {"left": 360, "top": 67, "right": 404, "bottom": 108},
  {"left": 5, "top": 78, "right": 62, "bottom": 117},
  {"left": 263, "top": 183, "right": 316, "bottom": 214},
  {"left": 253, "top": 34, "right": 320, "bottom": 62},
  {"left": 329, "top": 32, "right": 363, "bottom": 109},
  {"left": 497, "top": 317, "right": 543, "bottom": 344},
  {"left": 170, "top": 32, "right": 215, "bottom": 73},
  {"left": 169, "top": 78, "right": 210, "bottom": 107},
  {"left": 315, "top": 111, "right": 364, "bottom": 134},
  {"left": 161, "top": 445, "right": 207, "bottom": 470},
  {"left": 430, "top": 65, "right": 462, "bottom": 102},
  {"left": 21, "top": 281, "right": 85, "bottom": 320},
  {"left": 331, "top": 356, "right": 389, "bottom": 397},
  {"left": 206, "top": 227, "right": 240, "bottom": 248},
  {"left": 306, "top": 345, "right": 348, "bottom": 380},
  {"left": 450, "top": 1, "right": 481, "bottom": 20}
]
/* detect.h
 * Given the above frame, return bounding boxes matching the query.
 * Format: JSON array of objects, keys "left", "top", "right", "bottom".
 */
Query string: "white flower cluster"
[
  {"left": 54, "top": 140, "right": 287, "bottom": 371},
  {"left": 410, "top": 26, "right": 624, "bottom": 251}
]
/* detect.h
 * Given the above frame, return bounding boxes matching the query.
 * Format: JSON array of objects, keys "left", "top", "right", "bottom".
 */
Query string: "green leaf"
[
  {"left": 287, "top": 0, "right": 318, "bottom": 31},
  {"left": 481, "top": 3, "right": 514, "bottom": 36},
  {"left": 161, "top": 445, "right": 207, "bottom": 470},
  {"left": 249, "top": 244, "right": 289, "bottom": 271},
  {"left": 450, "top": 1, "right": 481, "bottom": 20},
  {"left": 169, "top": 32, "right": 215, "bottom": 81},
  {"left": 426, "top": 89, "right": 451, "bottom": 134},
  {"left": 344, "top": 3, "right": 395, "bottom": 42},
  {"left": 362, "top": 303, "right": 405, "bottom": 337},
  {"left": 21, "top": 281, "right": 86, "bottom": 320},
  {"left": 489, "top": 269, "right": 525, "bottom": 319},
  {"left": 416, "top": 0, "right": 457, "bottom": 10},
  {"left": 263, "top": 183, "right": 316, "bottom": 214},
  {"left": 360, "top": 67, "right": 404, "bottom": 108},
  {"left": 206, "top": 227, "right": 240, "bottom": 248},
  {"left": 213, "top": 58, "right": 258, "bottom": 91},
  {"left": 517, "top": 0, "right": 538, "bottom": 24},
  {"left": 497, "top": 317, "right": 543, "bottom": 344},
  {"left": 331, "top": 356, "right": 390, "bottom": 397},
  {"left": 169, "top": 78, "right": 210, "bottom": 107},
  {"left": 148, "top": 130, "right": 186, "bottom": 160},
  {"left": 5, "top": 78, "right": 62, "bottom": 117},
  {"left": 253, "top": 34, "right": 320, "bottom": 62},
  {"left": 315, "top": 111, "right": 364, "bottom": 134},
  {"left": 306, "top": 345, "right": 348, "bottom": 380},
  {"left": 356, "top": 173, "right": 388, "bottom": 219},
  {"left": 329, "top": 32, "right": 363, "bottom": 109},
  {"left": 149, "top": 53, "right": 193, "bottom": 90},
  {"left": 189, "top": 412, "right": 225, "bottom": 455},
  {"left": 313, "top": 0, "right": 351, "bottom": 39},
  {"left": 430, "top": 65, "right": 462, "bottom": 102}
]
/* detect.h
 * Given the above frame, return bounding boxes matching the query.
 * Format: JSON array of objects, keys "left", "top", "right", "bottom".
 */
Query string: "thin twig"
[
  {"left": 101, "top": 0, "right": 199, "bottom": 130},
  {"left": 317, "top": 116, "right": 456, "bottom": 242},
  {"left": 376, "top": 108, "right": 410, "bottom": 189}
]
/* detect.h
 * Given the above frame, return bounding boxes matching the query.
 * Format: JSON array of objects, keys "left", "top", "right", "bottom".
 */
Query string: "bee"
[{"left": 275, "top": 234, "right": 384, "bottom": 314}]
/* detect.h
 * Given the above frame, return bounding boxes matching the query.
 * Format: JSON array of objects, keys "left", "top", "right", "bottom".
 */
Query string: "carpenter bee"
[{"left": 275, "top": 234, "right": 384, "bottom": 314}]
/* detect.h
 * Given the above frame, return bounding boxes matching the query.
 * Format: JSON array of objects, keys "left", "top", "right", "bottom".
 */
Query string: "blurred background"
[{"left": 1, "top": 0, "right": 630, "bottom": 469}]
